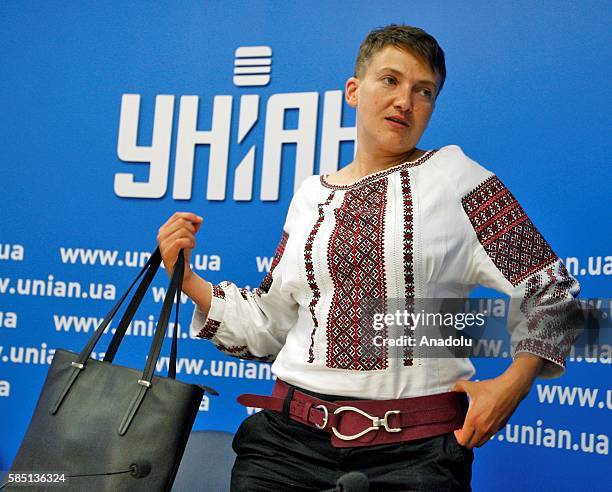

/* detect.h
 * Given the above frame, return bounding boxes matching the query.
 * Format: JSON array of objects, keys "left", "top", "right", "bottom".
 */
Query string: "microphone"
[
  {"left": 70, "top": 460, "right": 152, "bottom": 479},
  {"left": 320, "top": 471, "right": 369, "bottom": 492},
  {"left": 129, "top": 460, "right": 152, "bottom": 478}
]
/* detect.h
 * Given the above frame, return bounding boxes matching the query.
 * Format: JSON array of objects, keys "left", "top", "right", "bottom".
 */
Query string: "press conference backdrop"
[{"left": 1, "top": 1, "right": 610, "bottom": 490}]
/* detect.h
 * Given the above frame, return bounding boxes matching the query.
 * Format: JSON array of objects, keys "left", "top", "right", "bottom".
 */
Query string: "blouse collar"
[{"left": 319, "top": 149, "right": 437, "bottom": 190}]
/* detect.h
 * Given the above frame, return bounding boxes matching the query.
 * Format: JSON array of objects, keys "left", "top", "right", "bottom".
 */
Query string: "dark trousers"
[{"left": 230, "top": 391, "right": 473, "bottom": 491}]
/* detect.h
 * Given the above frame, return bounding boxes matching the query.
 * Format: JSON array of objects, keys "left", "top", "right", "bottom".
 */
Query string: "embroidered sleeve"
[
  {"left": 189, "top": 202, "right": 300, "bottom": 362},
  {"left": 462, "top": 175, "right": 582, "bottom": 378}
]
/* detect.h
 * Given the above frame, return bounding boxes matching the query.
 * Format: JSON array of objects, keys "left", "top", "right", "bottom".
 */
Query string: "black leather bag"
[{"left": 5, "top": 249, "right": 206, "bottom": 491}]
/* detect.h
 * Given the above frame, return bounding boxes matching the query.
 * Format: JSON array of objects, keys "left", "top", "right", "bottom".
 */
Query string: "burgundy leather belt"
[{"left": 237, "top": 380, "right": 468, "bottom": 448}]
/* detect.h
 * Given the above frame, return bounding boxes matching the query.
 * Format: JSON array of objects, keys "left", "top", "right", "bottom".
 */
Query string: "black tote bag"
[{"left": 4, "top": 248, "right": 208, "bottom": 492}]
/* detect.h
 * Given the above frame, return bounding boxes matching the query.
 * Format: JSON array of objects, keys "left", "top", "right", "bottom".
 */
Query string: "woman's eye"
[
  {"left": 419, "top": 88, "right": 433, "bottom": 99},
  {"left": 382, "top": 76, "right": 396, "bottom": 85}
]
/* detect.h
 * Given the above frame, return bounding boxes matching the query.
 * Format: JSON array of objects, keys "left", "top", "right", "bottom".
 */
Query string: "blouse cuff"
[
  {"left": 514, "top": 338, "right": 565, "bottom": 379},
  {"left": 189, "top": 281, "right": 227, "bottom": 339}
]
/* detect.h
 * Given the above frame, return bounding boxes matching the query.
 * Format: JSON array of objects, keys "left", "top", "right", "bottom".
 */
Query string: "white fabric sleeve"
[
  {"left": 188, "top": 198, "right": 300, "bottom": 362},
  {"left": 462, "top": 174, "right": 582, "bottom": 378}
]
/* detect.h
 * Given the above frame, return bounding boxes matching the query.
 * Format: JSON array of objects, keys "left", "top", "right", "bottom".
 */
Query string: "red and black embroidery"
[
  {"left": 517, "top": 260, "right": 582, "bottom": 367},
  {"left": 197, "top": 284, "right": 227, "bottom": 338},
  {"left": 325, "top": 179, "right": 388, "bottom": 370},
  {"left": 197, "top": 319, "right": 221, "bottom": 339},
  {"left": 257, "top": 230, "right": 289, "bottom": 295},
  {"left": 400, "top": 169, "right": 415, "bottom": 366},
  {"left": 214, "top": 341, "right": 274, "bottom": 362},
  {"left": 212, "top": 284, "right": 226, "bottom": 300},
  {"left": 462, "top": 176, "right": 556, "bottom": 286},
  {"left": 320, "top": 150, "right": 437, "bottom": 190},
  {"left": 305, "top": 191, "right": 336, "bottom": 363}
]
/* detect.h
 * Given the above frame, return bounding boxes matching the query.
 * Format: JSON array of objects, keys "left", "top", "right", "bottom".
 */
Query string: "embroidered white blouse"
[{"left": 190, "top": 145, "right": 580, "bottom": 399}]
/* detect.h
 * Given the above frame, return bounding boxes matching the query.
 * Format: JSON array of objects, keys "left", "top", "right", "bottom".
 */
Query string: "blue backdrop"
[{"left": 1, "top": 1, "right": 610, "bottom": 490}]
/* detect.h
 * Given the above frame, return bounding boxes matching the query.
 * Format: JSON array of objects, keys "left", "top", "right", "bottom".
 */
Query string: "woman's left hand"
[{"left": 452, "top": 354, "right": 544, "bottom": 448}]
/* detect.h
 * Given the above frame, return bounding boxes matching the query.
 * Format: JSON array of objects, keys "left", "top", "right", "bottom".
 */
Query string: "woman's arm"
[
  {"left": 455, "top": 173, "right": 582, "bottom": 448},
  {"left": 156, "top": 190, "right": 303, "bottom": 361}
]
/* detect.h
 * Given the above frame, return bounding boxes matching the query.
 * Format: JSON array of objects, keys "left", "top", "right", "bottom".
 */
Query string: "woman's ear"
[{"left": 345, "top": 77, "right": 359, "bottom": 108}]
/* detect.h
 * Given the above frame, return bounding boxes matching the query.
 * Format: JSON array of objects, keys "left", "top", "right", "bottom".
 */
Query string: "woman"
[{"left": 157, "top": 25, "right": 580, "bottom": 491}]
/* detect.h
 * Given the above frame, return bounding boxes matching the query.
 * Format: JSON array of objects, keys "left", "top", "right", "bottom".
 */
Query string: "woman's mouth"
[{"left": 385, "top": 117, "right": 409, "bottom": 128}]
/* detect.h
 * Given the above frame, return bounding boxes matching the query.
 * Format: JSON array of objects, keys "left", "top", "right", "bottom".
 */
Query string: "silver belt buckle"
[
  {"left": 314, "top": 404, "right": 329, "bottom": 429},
  {"left": 331, "top": 406, "right": 401, "bottom": 441}
]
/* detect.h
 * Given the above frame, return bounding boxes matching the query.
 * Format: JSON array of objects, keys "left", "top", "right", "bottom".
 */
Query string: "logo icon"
[{"left": 233, "top": 46, "right": 272, "bottom": 87}]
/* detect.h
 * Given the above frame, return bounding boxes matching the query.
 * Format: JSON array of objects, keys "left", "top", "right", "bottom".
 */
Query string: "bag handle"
[
  {"left": 140, "top": 249, "right": 184, "bottom": 384},
  {"left": 118, "top": 251, "right": 184, "bottom": 435},
  {"left": 76, "top": 248, "right": 162, "bottom": 366},
  {"left": 102, "top": 253, "right": 161, "bottom": 363},
  {"left": 103, "top": 250, "right": 183, "bottom": 378},
  {"left": 50, "top": 248, "right": 184, "bottom": 415}
]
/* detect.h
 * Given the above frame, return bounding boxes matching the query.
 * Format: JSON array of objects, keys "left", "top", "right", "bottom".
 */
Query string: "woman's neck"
[{"left": 347, "top": 147, "right": 423, "bottom": 180}]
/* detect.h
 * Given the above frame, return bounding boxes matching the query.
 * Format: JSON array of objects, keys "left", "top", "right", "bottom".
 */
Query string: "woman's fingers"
[
  {"left": 158, "top": 218, "right": 197, "bottom": 241},
  {"left": 160, "top": 230, "right": 195, "bottom": 259},
  {"left": 157, "top": 212, "right": 203, "bottom": 276},
  {"left": 160, "top": 212, "right": 203, "bottom": 230},
  {"left": 159, "top": 214, "right": 201, "bottom": 238}
]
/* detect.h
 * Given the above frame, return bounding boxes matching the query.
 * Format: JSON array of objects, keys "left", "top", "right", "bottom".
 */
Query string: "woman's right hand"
[{"left": 157, "top": 212, "right": 203, "bottom": 280}]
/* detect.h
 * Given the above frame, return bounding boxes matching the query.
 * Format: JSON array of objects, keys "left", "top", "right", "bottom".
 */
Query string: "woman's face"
[{"left": 346, "top": 45, "right": 439, "bottom": 159}]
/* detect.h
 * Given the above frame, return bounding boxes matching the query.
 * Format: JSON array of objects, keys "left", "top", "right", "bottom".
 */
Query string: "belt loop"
[{"left": 282, "top": 386, "right": 295, "bottom": 423}]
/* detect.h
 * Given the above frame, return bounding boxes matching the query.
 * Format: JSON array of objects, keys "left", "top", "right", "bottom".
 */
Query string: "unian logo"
[
  {"left": 233, "top": 46, "right": 272, "bottom": 87},
  {"left": 115, "top": 46, "right": 356, "bottom": 202}
]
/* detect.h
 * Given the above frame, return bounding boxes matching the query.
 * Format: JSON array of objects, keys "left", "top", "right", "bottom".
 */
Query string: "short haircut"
[{"left": 354, "top": 24, "right": 446, "bottom": 95}]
